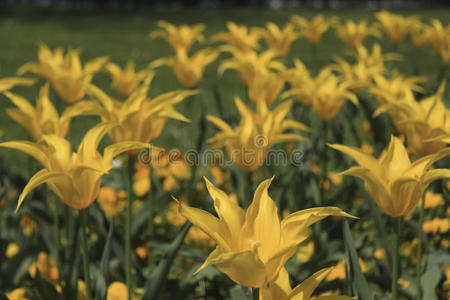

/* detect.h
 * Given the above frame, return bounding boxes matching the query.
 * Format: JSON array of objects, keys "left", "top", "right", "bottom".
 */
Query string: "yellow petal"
[
  {"left": 103, "top": 142, "right": 153, "bottom": 171},
  {"left": 423, "top": 169, "right": 450, "bottom": 187},
  {"left": 0, "top": 141, "right": 49, "bottom": 168},
  {"left": 380, "top": 136, "right": 411, "bottom": 178},
  {"left": 240, "top": 178, "right": 281, "bottom": 263},
  {"left": 204, "top": 177, "right": 245, "bottom": 245},
  {"left": 16, "top": 169, "right": 69, "bottom": 211},
  {"left": 289, "top": 267, "right": 332, "bottom": 300},
  {"left": 177, "top": 198, "right": 230, "bottom": 251}
]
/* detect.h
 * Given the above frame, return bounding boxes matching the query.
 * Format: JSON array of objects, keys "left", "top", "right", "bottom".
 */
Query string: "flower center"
[{"left": 248, "top": 239, "right": 261, "bottom": 254}]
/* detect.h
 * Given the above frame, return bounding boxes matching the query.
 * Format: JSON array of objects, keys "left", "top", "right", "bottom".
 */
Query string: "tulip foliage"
[{"left": 1, "top": 9, "right": 450, "bottom": 300}]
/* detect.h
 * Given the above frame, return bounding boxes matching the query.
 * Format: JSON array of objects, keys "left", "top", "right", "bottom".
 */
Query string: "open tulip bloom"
[
  {"left": 0, "top": 123, "right": 152, "bottom": 210},
  {"left": 177, "top": 177, "right": 355, "bottom": 288},
  {"left": 149, "top": 20, "right": 205, "bottom": 53},
  {"left": 329, "top": 136, "right": 450, "bottom": 217},
  {"left": 0, "top": 75, "right": 35, "bottom": 92}
]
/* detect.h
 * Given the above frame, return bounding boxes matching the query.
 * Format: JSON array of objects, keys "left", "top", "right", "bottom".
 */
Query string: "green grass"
[{"left": 0, "top": 7, "right": 449, "bottom": 174}]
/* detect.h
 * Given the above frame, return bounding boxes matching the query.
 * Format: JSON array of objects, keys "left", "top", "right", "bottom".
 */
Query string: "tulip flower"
[
  {"left": 105, "top": 60, "right": 153, "bottom": 97},
  {"left": 330, "top": 44, "right": 399, "bottom": 91},
  {"left": 260, "top": 267, "right": 353, "bottom": 300},
  {"left": 256, "top": 22, "right": 300, "bottom": 56},
  {"left": 149, "top": 20, "right": 205, "bottom": 53},
  {"left": 151, "top": 48, "right": 218, "bottom": 88},
  {"left": 370, "top": 73, "right": 423, "bottom": 106},
  {"left": 286, "top": 69, "right": 358, "bottom": 121},
  {"left": 409, "top": 20, "right": 431, "bottom": 48},
  {"left": 427, "top": 19, "right": 450, "bottom": 53},
  {"left": 18, "top": 44, "right": 108, "bottom": 103},
  {"left": 177, "top": 177, "right": 354, "bottom": 288},
  {"left": 3, "top": 84, "right": 95, "bottom": 141},
  {"left": 375, "top": 11, "right": 418, "bottom": 44},
  {"left": 281, "top": 59, "right": 314, "bottom": 105},
  {"left": 218, "top": 49, "right": 285, "bottom": 87},
  {"left": 375, "top": 83, "right": 450, "bottom": 155},
  {"left": 439, "top": 42, "right": 450, "bottom": 68},
  {"left": 0, "top": 76, "right": 35, "bottom": 92},
  {"left": 210, "top": 22, "right": 261, "bottom": 53},
  {"left": 0, "top": 123, "right": 151, "bottom": 210},
  {"left": 207, "top": 98, "right": 309, "bottom": 172},
  {"left": 291, "top": 15, "right": 337, "bottom": 44},
  {"left": 247, "top": 70, "right": 286, "bottom": 105},
  {"left": 329, "top": 136, "right": 450, "bottom": 217},
  {"left": 334, "top": 20, "right": 380, "bottom": 48},
  {"left": 84, "top": 76, "right": 195, "bottom": 144}
]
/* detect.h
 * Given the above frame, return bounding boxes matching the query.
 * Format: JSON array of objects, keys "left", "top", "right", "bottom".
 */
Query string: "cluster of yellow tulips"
[{"left": 1, "top": 9, "right": 450, "bottom": 300}]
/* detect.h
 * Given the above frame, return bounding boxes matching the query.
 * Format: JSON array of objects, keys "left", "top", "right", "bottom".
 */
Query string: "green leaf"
[
  {"left": 142, "top": 221, "right": 192, "bottom": 300},
  {"left": 421, "top": 266, "right": 440, "bottom": 300},
  {"left": 343, "top": 220, "right": 374, "bottom": 300},
  {"left": 230, "top": 285, "right": 250, "bottom": 300},
  {"left": 95, "top": 219, "right": 113, "bottom": 300}
]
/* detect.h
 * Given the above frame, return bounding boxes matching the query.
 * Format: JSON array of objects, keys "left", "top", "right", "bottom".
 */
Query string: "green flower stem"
[
  {"left": 252, "top": 288, "right": 259, "bottom": 300},
  {"left": 147, "top": 166, "right": 154, "bottom": 269},
  {"left": 52, "top": 197, "right": 60, "bottom": 274},
  {"left": 126, "top": 155, "right": 135, "bottom": 300},
  {"left": 392, "top": 217, "right": 401, "bottom": 300},
  {"left": 80, "top": 209, "right": 92, "bottom": 300},
  {"left": 416, "top": 193, "right": 425, "bottom": 300}
]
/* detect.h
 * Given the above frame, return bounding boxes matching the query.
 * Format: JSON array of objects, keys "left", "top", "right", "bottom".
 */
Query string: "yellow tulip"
[
  {"left": 0, "top": 76, "right": 35, "bottom": 92},
  {"left": 409, "top": 20, "right": 431, "bottom": 48},
  {"left": 370, "top": 73, "right": 423, "bottom": 106},
  {"left": 149, "top": 20, "right": 205, "bottom": 53},
  {"left": 106, "top": 282, "right": 139, "bottom": 300},
  {"left": 281, "top": 59, "right": 313, "bottom": 105},
  {"left": 247, "top": 69, "right": 286, "bottom": 105},
  {"left": 329, "top": 136, "right": 450, "bottom": 217},
  {"left": 207, "top": 98, "right": 309, "bottom": 172},
  {"left": 375, "top": 11, "right": 418, "bottom": 44},
  {"left": 218, "top": 49, "right": 285, "bottom": 87},
  {"left": 291, "top": 15, "right": 337, "bottom": 44},
  {"left": 256, "top": 22, "right": 300, "bottom": 56},
  {"left": 334, "top": 20, "right": 380, "bottom": 48},
  {"left": 374, "top": 82, "right": 450, "bottom": 155},
  {"left": 18, "top": 44, "right": 108, "bottom": 103},
  {"left": 0, "top": 123, "right": 151, "bottom": 210},
  {"left": 84, "top": 76, "right": 195, "bottom": 144},
  {"left": 177, "top": 177, "right": 354, "bottom": 288},
  {"left": 427, "top": 19, "right": 450, "bottom": 53},
  {"left": 151, "top": 48, "right": 218, "bottom": 88},
  {"left": 330, "top": 44, "right": 399, "bottom": 92},
  {"left": 260, "top": 267, "right": 353, "bottom": 300},
  {"left": 28, "top": 252, "right": 59, "bottom": 283},
  {"left": 439, "top": 43, "right": 450, "bottom": 68},
  {"left": 211, "top": 21, "right": 261, "bottom": 53},
  {"left": 3, "top": 84, "right": 94, "bottom": 141},
  {"left": 286, "top": 69, "right": 358, "bottom": 121},
  {"left": 105, "top": 60, "right": 153, "bottom": 97}
]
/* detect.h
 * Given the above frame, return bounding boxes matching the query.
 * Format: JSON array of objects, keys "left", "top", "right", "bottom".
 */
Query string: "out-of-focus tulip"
[
  {"left": 149, "top": 20, "right": 205, "bottom": 53},
  {"left": 374, "top": 82, "right": 450, "bottom": 155},
  {"left": 247, "top": 70, "right": 286, "bottom": 105},
  {"left": 256, "top": 22, "right": 300, "bottom": 56},
  {"left": 375, "top": 11, "right": 418, "bottom": 44},
  {"left": 0, "top": 123, "right": 151, "bottom": 210},
  {"left": 97, "top": 186, "right": 127, "bottom": 218},
  {"left": 260, "top": 267, "right": 353, "bottom": 300},
  {"left": 218, "top": 49, "right": 285, "bottom": 87},
  {"left": 207, "top": 98, "right": 309, "bottom": 172},
  {"left": 329, "top": 136, "right": 450, "bottom": 217},
  {"left": 427, "top": 19, "right": 450, "bottom": 53},
  {"left": 409, "top": 19, "right": 431, "bottom": 48},
  {"left": 335, "top": 19, "right": 380, "bottom": 48},
  {"left": 291, "top": 15, "right": 337, "bottom": 44},
  {"left": 84, "top": 76, "right": 194, "bottom": 144},
  {"left": 177, "top": 177, "right": 354, "bottom": 288},
  {"left": 3, "top": 84, "right": 94, "bottom": 141},
  {"left": 18, "top": 44, "right": 107, "bottom": 103},
  {"left": 28, "top": 252, "right": 59, "bottom": 283},
  {"left": 151, "top": 48, "right": 218, "bottom": 88},
  {"left": 105, "top": 60, "right": 153, "bottom": 97},
  {"left": 211, "top": 22, "right": 261, "bottom": 53},
  {"left": 106, "top": 282, "right": 139, "bottom": 300}
]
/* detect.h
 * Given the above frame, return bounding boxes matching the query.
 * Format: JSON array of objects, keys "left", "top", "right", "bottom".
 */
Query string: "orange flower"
[
  {"left": 28, "top": 252, "right": 59, "bottom": 283},
  {"left": 97, "top": 186, "right": 127, "bottom": 218}
]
